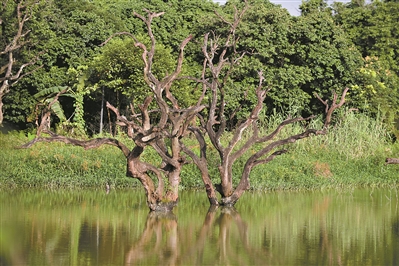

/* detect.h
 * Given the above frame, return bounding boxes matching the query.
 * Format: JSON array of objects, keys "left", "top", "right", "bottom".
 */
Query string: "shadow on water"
[{"left": 0, "top": 188, "right": 399, "bottom": 265}]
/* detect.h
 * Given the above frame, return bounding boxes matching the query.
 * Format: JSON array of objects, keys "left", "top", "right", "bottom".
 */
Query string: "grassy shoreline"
[{"left": 2, "top": 112, "right": 399, "bottom": 191}]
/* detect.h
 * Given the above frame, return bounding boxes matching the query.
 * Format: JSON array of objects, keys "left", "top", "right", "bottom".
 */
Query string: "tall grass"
[
  {"left": 1, "top": 109, "right": 399, "bottom": 191},
  {"left": 296, "top": 109, "right": 392, "bottom": 159},
  {"left": 246, "top": 108, "right": 399, "bottom": 190}
]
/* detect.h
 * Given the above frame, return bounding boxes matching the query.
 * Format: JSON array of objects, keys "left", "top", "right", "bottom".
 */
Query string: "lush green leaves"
[
  {"left": 332, "top": 0, "right": 399, "bottom": 132},
  {"left": 2, "top": 0, "right": 399, "bottom": 135}
]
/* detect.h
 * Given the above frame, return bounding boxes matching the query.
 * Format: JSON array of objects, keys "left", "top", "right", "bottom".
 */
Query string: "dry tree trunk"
[
  {"left": 385, "top": 158, "right": 399, "bottom": 164},
  {"left": 20, "top": 9, "right": 199, "bottom": 213},
  {"left": 182, "top": 0, "right": 349, "bottom": 207},
  {"left": 20, "top": 92, "right": 179, "bottom": 212},
  {"left": 0, "top": 0, "right": 43, "bottom": 124},
  {"left": 221, "top": 88, "right": 349, "bottom": 207}
]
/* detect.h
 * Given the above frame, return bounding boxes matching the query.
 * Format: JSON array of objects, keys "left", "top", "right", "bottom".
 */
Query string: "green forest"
[{"left": 2, "top": 0, "right": 399, "bottom": 210}]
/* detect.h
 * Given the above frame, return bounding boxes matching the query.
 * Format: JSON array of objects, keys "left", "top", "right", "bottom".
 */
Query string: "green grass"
[
  {"left": 1, "top": 110, "right": 399, "bottom": 191},
  {"left": 0, "top": 131, "right": 139, "bottom": 189},
  {"left": 247, "top": 109, "right": 399, "bottom": 190}
]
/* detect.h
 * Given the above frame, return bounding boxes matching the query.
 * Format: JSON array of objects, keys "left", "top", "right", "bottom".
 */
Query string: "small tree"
[
  {"left": 181, "top": 1, "right": 349, "bottom": 206},
  {"left": 22, "top": 10, "right": 201, "bottom": 212},
  {"left": 0, "top": 0, "right": 42, "bottom": 125}
]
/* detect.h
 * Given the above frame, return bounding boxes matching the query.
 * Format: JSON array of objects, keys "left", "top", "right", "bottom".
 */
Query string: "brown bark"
[
  {"left": 180, "top": 127, "right": 219, "bottom": 205},
  {"left": 0, "top": 94, "right": 5, "bottom": 125},
  {"left": 182, "top": 0, "right": 349, "bottom": 207},
  {"left": 21, "top": 98, "right": 179, "bottom": 212},
  {"left": 0, "top": 0, "right": 43, "bottom": 124},
  {"left": 218, "top": 89, "right": 349, "bottom": 207},
  {"left": 385, "top": 158, "right": 399, "bottom": 164},
  {"left": 21, "top": 10, "right": 199, "bottom": 212},
  {"left": 105, "top": 10, "right": 202, "bottom": 211},
  {"left": 177, "top": 1, "right": 249, "bottom": 203}
]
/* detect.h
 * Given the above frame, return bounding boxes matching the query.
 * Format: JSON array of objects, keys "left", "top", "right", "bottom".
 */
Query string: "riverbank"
[{"left": 1, "top": 111, "right": 399, "bottom": 190}]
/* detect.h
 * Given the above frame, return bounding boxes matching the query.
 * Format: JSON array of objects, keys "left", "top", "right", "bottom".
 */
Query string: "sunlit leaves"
[
  {"left": 333, "top": 0, "right": 399, "bottom": 131},
  {"left": 219, "top": 0, "right": 362, "bottom": 116},
  {"left": 349, "top": 57, "right": 399, "bottom": 130}
]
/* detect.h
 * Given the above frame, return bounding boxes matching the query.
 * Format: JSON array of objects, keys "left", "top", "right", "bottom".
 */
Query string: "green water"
[{"left": 0, "top": 188, "right": 398, "bottom": 265}]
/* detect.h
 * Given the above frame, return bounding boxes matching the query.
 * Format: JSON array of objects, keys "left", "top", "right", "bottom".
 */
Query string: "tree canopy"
[
  {"left": 2, "top": 0, "right": 399, "bottom": 135},
  {"left": 331, "top": 0, "right": 399, "bottom": 133}
]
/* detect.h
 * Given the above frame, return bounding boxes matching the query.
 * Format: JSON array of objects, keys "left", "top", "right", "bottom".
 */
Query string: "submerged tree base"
[{"left": 150, "top": 200, "right": 178, "bottom": 213}]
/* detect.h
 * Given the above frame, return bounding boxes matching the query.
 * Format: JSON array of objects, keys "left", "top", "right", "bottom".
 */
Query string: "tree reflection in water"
[
  {"left": 124, "top": 206, "right": 267, "bottom": 265},
  {"left": 125, "top": 211, "right": 179, "bottom": 265},
  {"left": 1, "top": 189, "right": 399, "bottom": 265},
  {"left": 207, "top": 206, "right": 267, "bottom": 265}
]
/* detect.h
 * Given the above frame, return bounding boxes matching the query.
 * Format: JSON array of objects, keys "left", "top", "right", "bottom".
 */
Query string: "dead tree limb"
[
  {"left": 226, "top": 89, "right": 348, "bottom": 206},
  {"left": 0, "top": 0, "right": 43, "bottom": 124},
  {"left": 183, "top": 0, "right": 349, "bottom": 207},
  {"left": 385, "top": 158, "right": 399, "bottom": 165},
  {"left": 21, "top": 9, "right": 204, "bottom": 212}
]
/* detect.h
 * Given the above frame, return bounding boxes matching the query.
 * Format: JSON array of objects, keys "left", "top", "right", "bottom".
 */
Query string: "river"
[{"left": 1, "top": 188, "right": 398, "bottom": 265}]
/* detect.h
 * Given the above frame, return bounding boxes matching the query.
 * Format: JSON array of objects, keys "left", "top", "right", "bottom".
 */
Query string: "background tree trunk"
[
  {"left": 0, "top": 0, "right": 42, "bottom": 125},
  {"left": 386, "top": 158, "right": 399, "bottom": 164}
]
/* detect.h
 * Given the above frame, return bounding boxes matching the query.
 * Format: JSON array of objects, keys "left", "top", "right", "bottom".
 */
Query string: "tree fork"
[
  {"left": 189, "top": 0, "right": 350, "bottom": 206},
  {"left": 0, "top": 0, "right": 43, "bottom": 125},
  {"left": 20, "top": 9, "right": 200, "bottom": 212}
]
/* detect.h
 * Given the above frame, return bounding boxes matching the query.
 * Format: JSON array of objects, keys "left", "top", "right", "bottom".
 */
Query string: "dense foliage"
[
  {"left": 331, "top": 0, "right": 399, "bottom": 134},
  {"left": 1, "top": 0, "right": 399, "bottom": 136}
]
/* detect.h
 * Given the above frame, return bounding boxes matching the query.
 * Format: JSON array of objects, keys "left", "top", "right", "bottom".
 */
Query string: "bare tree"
[
  {"left": 21, "top": 10, "right": 202, "bottom": 212},
  {"left": 180, "top": 1, "right": 349, "bottom": 207},
  {"left": 21, "top": 3, "right": 348, "bottom": 211},
  {"left": 0, "top": 0, "right": 42, "bottom": 124}
]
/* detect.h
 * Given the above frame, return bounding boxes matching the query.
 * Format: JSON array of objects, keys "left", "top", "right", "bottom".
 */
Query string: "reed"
[
  {"left": 247, "top": 109, "right": 399, "bottom": 190},
  {"left": 1, "top": 109, "right": 399, "bottom": 191}
]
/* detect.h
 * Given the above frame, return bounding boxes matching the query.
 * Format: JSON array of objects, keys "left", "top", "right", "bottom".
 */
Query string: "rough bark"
[
  {"left": 183, "top": 0, "right": 349, "bottom": 207},
  {"left": 180, "top": 127, "right": 219, "bottom": 205},
  {"left": 21, "top": 10, "right": 199, "bottom": 212},
  {"left": 0, "top": 0, "right": 42, "bottom": 124},
  {"left": 385, "top": 158, "right": 399, "bottom": 164}
]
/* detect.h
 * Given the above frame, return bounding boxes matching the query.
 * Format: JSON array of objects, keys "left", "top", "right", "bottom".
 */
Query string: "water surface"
[{"left": 1, "top": 188, "right": 398, "bottom": 265}]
